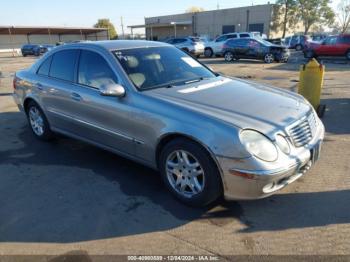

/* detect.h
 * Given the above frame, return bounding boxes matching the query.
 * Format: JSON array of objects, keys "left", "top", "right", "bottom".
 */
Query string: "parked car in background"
[
  {"left": 223, "top": 38, "right": 290, "bottom": 63},
  {"left": 304, "top": 34, "right": 350, "bottom": 59},
  {"left": 166, "top": 37, "right": 205, "bottom": 58},
  {"left": 13, "top": 40, "right": 324, "bottom": 206},
  {"left": 21, "top": 44, "right": 53, "bottom": 57},
  {"left": 311, "top": 34, "right": 328, "bottom": 43},
  {"left": 284, "top": 35, "right": 311, "bottom": 51},
  {"left": 204, "top": 32, "right": 262, "bottom": 57},
  {"left": 266, "top": 38, "right": 283, "bottom": 45}
]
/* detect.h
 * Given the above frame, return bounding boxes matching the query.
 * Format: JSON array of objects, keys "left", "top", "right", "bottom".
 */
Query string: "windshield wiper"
[{"left": 184, "top": 77, "right": 212, "bottom": 84}]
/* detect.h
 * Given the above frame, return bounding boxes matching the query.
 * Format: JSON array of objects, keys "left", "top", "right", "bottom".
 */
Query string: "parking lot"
[{"left": 0, "top": 53, "right": 349, "bottom": 259}]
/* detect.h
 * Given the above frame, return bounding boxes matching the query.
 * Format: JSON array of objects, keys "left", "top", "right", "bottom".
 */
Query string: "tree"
[
  {"left": 94, "top": 19, "right": 118, "bottom": 39},
  {"left": 186, "top": 6, "right": 205, "bottom": 13},
  {"left": 271, "top": 0, "right": 298, "bottom": 38},
  {"left": 337, "top": 0, "right": 350, "bottom": 33},
  {"left": 297, "top": 0, "right": 335, "bottom": 35}
]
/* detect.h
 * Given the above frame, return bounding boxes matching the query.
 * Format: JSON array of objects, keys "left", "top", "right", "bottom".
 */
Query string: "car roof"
[{"left": 70, "top": 40, "right": 169, "bottom": 51}]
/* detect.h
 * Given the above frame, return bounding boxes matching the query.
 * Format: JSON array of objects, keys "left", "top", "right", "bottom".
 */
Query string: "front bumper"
[{"left": 217, "top": 119, "right": 325, "bottom": 200}]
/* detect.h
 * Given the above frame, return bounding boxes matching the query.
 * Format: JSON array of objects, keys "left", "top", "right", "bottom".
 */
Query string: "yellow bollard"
[{"left": 298, "top": 58, "right": 325, "bottom": 117}]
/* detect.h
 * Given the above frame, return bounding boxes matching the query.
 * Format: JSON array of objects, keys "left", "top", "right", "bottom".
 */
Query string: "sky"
[{"left": 0, "top": 0, "right": 341, "bottom": 35}]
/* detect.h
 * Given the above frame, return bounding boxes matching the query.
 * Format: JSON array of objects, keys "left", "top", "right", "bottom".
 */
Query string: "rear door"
[{"left": 38, "top": 49, "right": 80, "bottom": 131}]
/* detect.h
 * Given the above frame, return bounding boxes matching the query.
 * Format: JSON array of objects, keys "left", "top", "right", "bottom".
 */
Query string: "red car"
[{"left": 304, "top": 34, "right": 350, "bottom": 60}]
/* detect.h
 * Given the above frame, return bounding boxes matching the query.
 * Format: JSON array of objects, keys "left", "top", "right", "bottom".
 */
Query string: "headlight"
[
  {"left": 275, "top": 135, "right": 291, "bottom": 155},
  {"left": 240, "top": 130, "right": 278, "bottom": 162}
]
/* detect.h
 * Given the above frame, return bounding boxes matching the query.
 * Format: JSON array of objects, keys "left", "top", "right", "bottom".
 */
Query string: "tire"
[
  {"left": 317, "top": 104, "right": 326, "bottom": 118},
  {"left": 196, "top": 54, "right": 201, "bottom": 59},
  {"left": 159, "top": 138, "right": 223, "bottom": 207},
  {"left": 25, "top": 101, "right": 54, "bottom": 141},
  {"left": 295, "top": 44, "right": 302, "bottom": 51},
  {"left": 346, "top": 50, "right": 350, "bottom": 60},
  {"left": 224, "top": 51, "right": 235, "bottom": 62},
  {"left": 264, "top": 53, "right": 275, "bottom": 63},
  {"left": 22, "top": 54, "right": 27, "bottom": 57},
  {"left": 304, "top": 50, "right": 315, "bottom": 59},
  {"left": 204, "top": 48, "right": 213, "bottom": 58}
]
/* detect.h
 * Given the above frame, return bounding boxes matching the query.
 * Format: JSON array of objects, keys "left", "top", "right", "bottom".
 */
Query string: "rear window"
[{"left": 49, "top": 50, "right": 79, "bottom": 82}]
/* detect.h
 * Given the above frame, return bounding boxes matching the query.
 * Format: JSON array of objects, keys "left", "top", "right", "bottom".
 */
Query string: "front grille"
[{"left": 288, "top": 112, "right": 317, "bottom": 147}]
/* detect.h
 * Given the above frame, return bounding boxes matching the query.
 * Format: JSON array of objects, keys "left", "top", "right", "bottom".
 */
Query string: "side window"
[
  {"left": 49, "top": 50, "right": 79, "bottom": 82},
  {"left": 216, "top": 36, "right": 227, "bottom": 42},
  {"left": 235, "top": 39, "right": 249, "bottom": 46},
  {"left": 227, "top": 34, "right": 237, "bottom": 39},
  {"left": 37, "top": 56, "right": 52, "bottom": 76},
  {"left": 239, "top": 34, "right": 250, "bottom": 38},
  {"left": 324, "top": 36, "right": 337, "bottom": 45},
  {"left": 227, "top": 40, "right": 237, "bottom": 47},
  {"left": 78, "top": 50, "right": 118, "bottom": 89}
]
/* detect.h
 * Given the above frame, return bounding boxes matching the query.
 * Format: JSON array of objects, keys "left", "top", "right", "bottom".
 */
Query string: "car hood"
[{"left": 145, "top": 77, "right": 311, "bottom": 136}]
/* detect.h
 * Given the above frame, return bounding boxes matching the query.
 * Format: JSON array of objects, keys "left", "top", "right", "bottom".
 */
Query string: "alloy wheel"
[
  {"left": 224, "top": 52, "right": 234, "bottom": 62},
  {"left": 28, "top": 106, "right": 44, "bottom": 136},
  {"left": 264, "top": 53, "right": 274, "bottom": 63},
  {"left": 166, "top": 150, "right": 205, "bottom": 198}
]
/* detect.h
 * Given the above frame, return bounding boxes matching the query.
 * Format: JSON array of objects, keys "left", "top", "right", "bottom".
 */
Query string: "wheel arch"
[
  {"left": 155, "top": 132, "right": 226, "bottom": 188},
  {"left": 23, "top": 97, "right": 41, "bottom": 114}
]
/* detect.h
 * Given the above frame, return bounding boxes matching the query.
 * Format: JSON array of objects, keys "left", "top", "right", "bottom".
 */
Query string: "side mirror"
[{"left": 100, "top": 84, "right": 126, "bottom": 97}]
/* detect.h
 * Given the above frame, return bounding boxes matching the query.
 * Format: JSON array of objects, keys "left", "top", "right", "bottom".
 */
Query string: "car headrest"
[{"left": 126, "top": 56, "right": 139, "bottom": 68}]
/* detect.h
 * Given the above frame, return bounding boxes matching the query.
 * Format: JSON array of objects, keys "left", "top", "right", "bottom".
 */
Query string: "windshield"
[
  {"left": 113, "top": 46, "right": 216, "bottom": 90},
  {"left": 255, "top": 38, "right": 274, "bottom": 46}
]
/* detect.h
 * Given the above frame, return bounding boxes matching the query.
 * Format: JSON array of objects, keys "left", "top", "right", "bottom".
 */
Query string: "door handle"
[{"left": 70, "top": 92, "right": 82, "bottom": 101}]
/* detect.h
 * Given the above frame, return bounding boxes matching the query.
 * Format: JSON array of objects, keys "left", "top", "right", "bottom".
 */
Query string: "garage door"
[
  {"left": 222, "top": 25, "right": 235, "bottom": 34},
  {"left": 248, "top": 23, "right": 264, "bottom": 34}
]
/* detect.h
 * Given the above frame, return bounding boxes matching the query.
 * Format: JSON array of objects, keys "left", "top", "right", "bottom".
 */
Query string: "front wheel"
[
  {"left": 159, "top": 138, "right": 223, "bottom": 207},
  {"left": 26, "top": 101, "right": 54, "bottom": 141},
  {"left": 264, "top": 53, "right": 275, "bottom": 63},
  {"left": 304, "top": 50, "right": 315, "bottom": 59},
  {"left": 224, "top": 51, "right": 235, "bottom": 62},
  {"left": 204, "top": 48, "right": 213, "bottom": 58},
  {"left": 295, "top": 44, "right": 302, "bottom": 51}
]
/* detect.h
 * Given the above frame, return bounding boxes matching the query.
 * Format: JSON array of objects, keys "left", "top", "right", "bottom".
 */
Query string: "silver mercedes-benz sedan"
[{"left": 13, "top": 40, "right": 324, "bottom": 206}]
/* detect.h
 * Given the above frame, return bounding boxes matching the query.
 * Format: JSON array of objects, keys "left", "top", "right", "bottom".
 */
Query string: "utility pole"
[
  {"left": 120, "top": 16, "right": 125, "bottom": 39},
  {"left": 217, "top": 1, "right": 220, "bottom": 10}
]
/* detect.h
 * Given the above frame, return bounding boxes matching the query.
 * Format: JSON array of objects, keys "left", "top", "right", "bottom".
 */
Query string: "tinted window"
[
  {"left": 234, "top": 39, "right": 249, "bottom": 46},
  {"left": 227, "top": 34, "right": 237, "bottom": 39},
  {"left": 78, "top": 50, "right": 118, "bottom": 89},
  {"left": 239, "top": 34, "right": 250, "bottom": 38},
  {"left": 227, "top": 39, "right": 238, "bottom": 47},
  {"left": 324, "top": 36, "right": 337, "bottom": 45},
  {"left": 49, "top": 50, "right": 79, "bottom": 82},
  {"left": 37, "top": 56, "right": 52, "bottom": 76}
]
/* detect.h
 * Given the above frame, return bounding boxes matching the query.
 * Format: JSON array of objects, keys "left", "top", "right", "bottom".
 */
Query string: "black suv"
[
  {"left": 223, "top": 38, "right": 290, "bottom": 63},
  {"left": 21, "top": 44, "right": 52, "bottom": 57}
]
